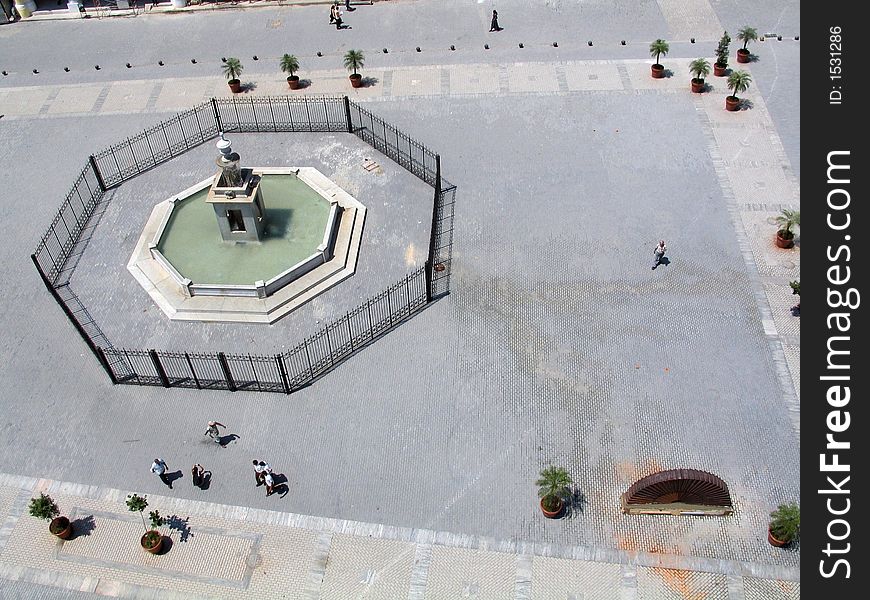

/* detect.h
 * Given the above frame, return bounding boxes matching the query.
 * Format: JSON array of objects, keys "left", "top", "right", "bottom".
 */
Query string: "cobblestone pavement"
[
  {"left": 0, "top": 1, "right": 800, "bottom": 598},
  {"left": 0, "top": 473, "right": 798, "bottom": 599}
]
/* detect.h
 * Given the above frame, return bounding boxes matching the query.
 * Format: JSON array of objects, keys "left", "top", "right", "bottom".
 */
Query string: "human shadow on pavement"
[
  {"left": 166, "top": 470, "right": 184, "bottom": 486},
  {"left": 166, "top": 515, "right": 193, "bottom": 543},
  {"left": 271, "top": 473, "right": 290, "bottom": 498},
  {"left": 70, "top": 515, "right": 96, "bottom": 540},
  {"left": 218, "top": 434, "right": 240, "bottom": 447}
]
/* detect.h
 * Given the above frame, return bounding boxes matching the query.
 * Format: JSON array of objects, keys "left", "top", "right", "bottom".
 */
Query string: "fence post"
[
  {"left": 149, "top": 349, "right": 171, "bottom": 388},
  {"left": 184, "top": 352, "right": 202, "bottom": 389},
  {"left": 218, "top": 352, "right": 237, "bottom": 392},
  {"left": 31, "top": 254, "right": 119, "bottom": 384},
  {"left": 343, "top": 96, "right": 353, "bottom": 133},
  {"left": 95, "top": 347, "right": 118, "bottom": 385},
  {"left": 211, "top": 97, "right": 223, "bottom": 133},
  {"left": 425, "top": 154, "right": 443, "bottom": 302},
  {"left": 89, "top": 155, "right": 108, "bottom": 192},
  {"left": 276, "top": 354, "right": 290, "bottom": 394}
]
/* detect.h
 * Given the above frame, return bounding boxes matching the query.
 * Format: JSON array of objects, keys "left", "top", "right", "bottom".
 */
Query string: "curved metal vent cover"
[{"left": 621, "top": 469, "right": 733, "bottom": 515}]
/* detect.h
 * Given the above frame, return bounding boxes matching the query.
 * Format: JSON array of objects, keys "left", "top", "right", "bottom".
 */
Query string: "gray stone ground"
[
  {"left": 0, "top": 1, "right": 800, "bottom": 596},
  {"left": 70, "top": 131, "right": 433, "bottom": 351}
]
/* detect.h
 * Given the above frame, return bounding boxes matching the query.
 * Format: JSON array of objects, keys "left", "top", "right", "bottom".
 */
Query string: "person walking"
[
  {"left": 204, "top": 421, "right": 226, "bottom": 445},
  {"left": 253, "top": 459, "right": 266, "bottom": 486},
  {"left": 151, "top": 458, "right": 172, "bottom": 488},
  {"left": 264, "top": 470, "right": 275, "bottom": 496},
  {"left": 489, "top": 10, "right": 502, "bottom": 32},
  {"left": 652, "top": 240, "right": 667, "bottom": 269},
  {"left": 192, "top": 464, "right": 204, "bottom": 488},
  {"left": 344, "top": 0, "right": 354, "bottom": 11},
  {"left": 329, "top": 2, "right": 337, "bottom": 24}
]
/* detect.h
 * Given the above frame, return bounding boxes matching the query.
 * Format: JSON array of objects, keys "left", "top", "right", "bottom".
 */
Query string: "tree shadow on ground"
[
  {"left": 361, "top": 76, "right": 379, "bottom": 88},
  {"left": 166, "top": 514, "right": 193, "bottom": 543},
  {"left": 563, "top": 489, "right": 587, "bottom": 519},
  {"left": 70, "top": 515, "right": 96, "bottom": 540}
]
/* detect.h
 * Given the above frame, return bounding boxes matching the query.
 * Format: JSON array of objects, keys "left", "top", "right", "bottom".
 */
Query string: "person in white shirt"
[
  {"left": 150, "top": 458, "right": 171, "bottom": 488},
  {"left": 652, "top": 240, "right": 667, "bottom": 269}
]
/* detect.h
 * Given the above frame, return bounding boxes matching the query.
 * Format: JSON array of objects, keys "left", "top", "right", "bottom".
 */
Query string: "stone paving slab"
[
  {"left": 637, "top": 567, "right": 728, "bottom": 600},
  {"left": 46, "top": 86, "right": 103, "bottom": 115},
  {"left": 530, "top": 556, "right": 621, "bottom": 600}
]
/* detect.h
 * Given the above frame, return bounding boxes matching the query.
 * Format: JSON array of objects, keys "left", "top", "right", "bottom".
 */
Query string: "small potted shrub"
[
  {"left": 536, "top": 466, "right": 572, "bottom": 518},
  {"left": 280, "top": 53, "right": 301, "bottom": 90},
  {"left": 28, "top": 493, "right": 72, "bottom": 540},
  {"left": 649, "top": 39, "right": 669, "bottom": 79},
  {"left": 774, "top": 208, "right": 800, "bottom": 248},
  {"left": 344, "top": 49, "right": 365, "bottom": 88},
  {"left": 689, "top": 58, "right": 711, "bottom": 93},
  {"left": 127, "top": 494, "right": 164, "bottom": 554},
  {"left": 768, "top": 502, "right": 799, "bottom": 547},
  {"left": 222, "top": 57, "right": 244, "bottom": 94},
  {"left": 725, "top": 70, "right": 752, "bottom": 111},
  {"left": 714, "top": 31, "right": 731, "bottom": 76},
  {"left": 736, "top": 26, "right": 758, "bottom": 63},
  {"left": 789, "top": 280, "right": 800, "bottom": 313}
]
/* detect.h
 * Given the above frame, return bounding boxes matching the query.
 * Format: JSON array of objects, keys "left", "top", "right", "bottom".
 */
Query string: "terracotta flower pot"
[
  {"left": 713, "top": 63, "right": 727, "bottom": 77},
  {"left": 141, "top": 531, "right": 163, "bottom": 554},
  {"left": 691, "top": 78, "right": 705, "bottom": 93},
  {"left": 287, "top": 76, "right": 300, "bottom": 90},
  {"left": 650, "top": 64, "right": 665, "bottom": 79},
  {"left": 540, "top": 496, "right": 564, "bottom": 519},
  {"left": 227, "top": 79, "right": 242, "bottom": 93},
  {"left": 725, "top": 96, "right": 741, "bottom": 111},
  {"left": 736, "top": 48, "right": 750, "bottom": 63},
  {"left": 49, "top": 516, "right": 73, "bottom": 540},
  {"left": 775, "top": 230, "right": 795, "bottom": 248},
  {"left": 349, "top": 73, "right": 363, "bottom": 88},
  {"left": 768, "top": 528, "right": 788, "bottom": 547}
]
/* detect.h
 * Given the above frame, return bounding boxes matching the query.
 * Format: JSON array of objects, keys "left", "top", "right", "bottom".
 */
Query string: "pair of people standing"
[
  {"left": 253, "top": 460, "right": 275, "bottom": 496},
  {"left": 329, "top": 3, "right": 345, "bottom": 30}
]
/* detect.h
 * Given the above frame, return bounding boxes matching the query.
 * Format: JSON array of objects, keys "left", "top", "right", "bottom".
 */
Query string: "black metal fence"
[
  {"left": 33, "top": 95, "right": 455, "bottom": 395},
  {"left": 100, "top": 266, "right": 427, "bottom": 393}
]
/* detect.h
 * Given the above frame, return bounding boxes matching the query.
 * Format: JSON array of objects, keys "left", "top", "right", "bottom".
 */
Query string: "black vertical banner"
[{"left": 804, "top": 2, "right": 867, "bottom": 597}]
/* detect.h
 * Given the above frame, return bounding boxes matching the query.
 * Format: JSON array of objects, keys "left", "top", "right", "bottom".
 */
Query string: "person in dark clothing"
[{"left": 490, "top": 10, "right": 501, "bottom": 32}]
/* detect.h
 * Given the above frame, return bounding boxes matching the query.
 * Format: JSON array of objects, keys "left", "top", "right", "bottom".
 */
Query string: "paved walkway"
[
  {"left": 0, "top": 473, "right": 799, "bottom": 599},
  {"left": 0, "top": 55, "right": 801, "bottom": 422}
]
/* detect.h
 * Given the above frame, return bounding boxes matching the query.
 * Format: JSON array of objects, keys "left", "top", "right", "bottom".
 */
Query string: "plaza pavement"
[
  {"left": 0, "top": 472, "right": 798, "bottom": 599},
  {"left": 1, "top": 1, "right": 800, "bottom": 598}
]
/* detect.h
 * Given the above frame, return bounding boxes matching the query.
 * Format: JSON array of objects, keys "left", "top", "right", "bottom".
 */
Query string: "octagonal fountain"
[{"left": 128, "top": 134, "right": 366, "bottom": 323}]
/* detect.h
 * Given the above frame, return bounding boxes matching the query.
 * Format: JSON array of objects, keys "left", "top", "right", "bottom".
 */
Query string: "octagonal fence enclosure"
[{"left": 32, "top": 96, "right": 456, "bottom": 394}]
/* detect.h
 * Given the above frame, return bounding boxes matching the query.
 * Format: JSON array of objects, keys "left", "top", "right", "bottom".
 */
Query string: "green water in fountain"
[{"left": 157, "top": 175, "right": 332, "bottom": 285}]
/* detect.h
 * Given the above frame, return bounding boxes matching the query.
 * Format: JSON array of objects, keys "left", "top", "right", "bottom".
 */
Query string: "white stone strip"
[
  {"left": 301, "top": 531, "right": 333, "bottom": 600},
  {"left": 0, "top": 472, "right": 800, "bottom": 583},
  {"left": 619, "top": 563, "right": 637, "bottom": 600},
  {"left": 514, "top": 552, "right": 533, "bottom": 600},
  {"left": 727, "top": 573, "right": 746, "bottom": 600},
  {"left": 407, "top": 542, "right": 432, "bottom": 600}
]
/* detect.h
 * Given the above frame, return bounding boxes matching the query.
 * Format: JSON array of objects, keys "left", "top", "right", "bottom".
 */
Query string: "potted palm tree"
[
  {"left": 28, "top": 493, "right": 73, "bottom": 540},
  {"left": 689, "top": 58, "right": 711, "bottom": 93},
  {"left": 536, "top": 466, "right": 572, "bottom": 518},
  {"left": 127, "top": 494, "right": 164, "bottom": 554},
  {"left": 280, "top": 54, "right": 301, "bottom": 90},
  {"left": 725, "top": 70, "right": 752, "bottom": 111},
  {"left": 714, "top": 31, "right": 731, "bottom": 76},
  {"left": 774, "top": 208, "right": 800, "bottom": 248},
  {"left": 222, "top": 57, "right": 244, "bottom": 94},
  {"left": 736, "top": 26, "right": 758, "bottom": 63},
  {"left": 649, "top": 39, "right": 669, "bottom": 79},
  {"left": 344, "top": 49, "right": 365, "bottom": 88},
  {"left": 768, "top": 502, "right": 799, "bottom": 547}
]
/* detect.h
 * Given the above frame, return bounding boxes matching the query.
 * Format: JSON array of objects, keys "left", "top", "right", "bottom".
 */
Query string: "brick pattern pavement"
[{"left": 0, "top": 474, "right": 799, "bottom": 599}]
